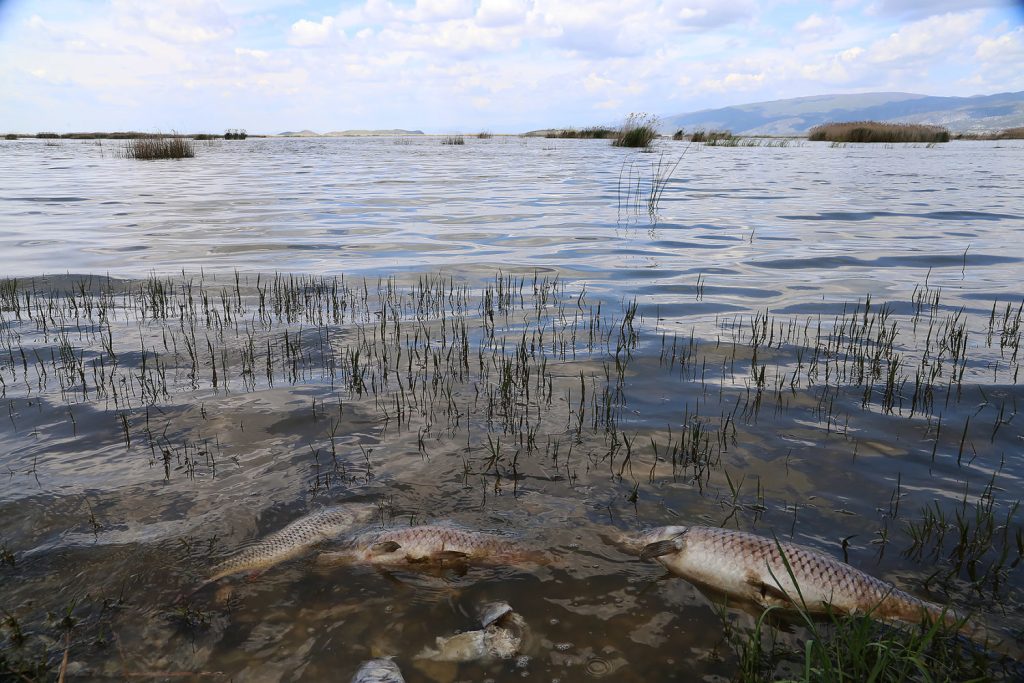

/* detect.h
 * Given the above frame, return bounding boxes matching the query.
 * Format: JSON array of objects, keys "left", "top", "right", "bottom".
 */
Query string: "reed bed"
[
  {"left": 690, "top": 130, "right": 733, "bottom": 143},
  {"left": 809, "top": 121, "right": 951, "bottom": 143},
  {"left": 441, "top": 135, "right": 465, "bottom": 145},
  {"left": 547, "top": 127, "right": 616, "bottom": 139},
  {"left": 121, "top": 134, "right": 195, "bottom": 160}
]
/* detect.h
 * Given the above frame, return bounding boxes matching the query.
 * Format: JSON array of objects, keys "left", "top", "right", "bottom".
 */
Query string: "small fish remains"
[
  {"left": 199, "top": 504, "right": 377, "bottom": 588},
  {"left": 416, "top": 601, "right": 527, "bottom": 663},
  {"left": 350, "top": 657, "right": 405, "bottom": 683},
  {"left": 623, "top": 525, "right": 1003, "bottom": 649},
  {"left": 316, "top": 524, "right": 547, "bottom": 568}
]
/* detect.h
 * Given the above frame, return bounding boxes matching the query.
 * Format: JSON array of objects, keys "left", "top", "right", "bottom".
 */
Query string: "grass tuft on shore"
[
  {"left": 809, "top": 121, "right": 950, "bottom": 143},
  {"left": 613, "top": 113, "right": 659, "bottom": 148},
  {"left": 122, "top": 134, "right": 195, "bottom": 160}
]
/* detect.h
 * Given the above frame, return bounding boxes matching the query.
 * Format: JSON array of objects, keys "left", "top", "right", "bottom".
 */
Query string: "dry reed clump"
[
  {"left": 808, "top": 121, "right": 950, "bottom": 143},
  {"left": 672, "top": 129, "right": 684, "bottom": 141},
  {"left": 122, "top": 134, "right": 195, "bottom": 160},
  {"left": 613, "top": 113, "right": 659, "bottom": 148},
  {"left": 441, "top": 135, "right": 465, "bottom": 145},
  {"left": 996, "top": 126, "right": 1024, "bottom": 139},
  {"left": 4, "top": 134, "right": 17, "bottom": 140},
  {"left": 477, "top": 131, "right": 493, "bottom": 139}
]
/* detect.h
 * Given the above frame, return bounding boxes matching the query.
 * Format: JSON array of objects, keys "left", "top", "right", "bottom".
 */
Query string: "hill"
[{"left": 661, "top": 91, "right": 1024, "bottom": 135}]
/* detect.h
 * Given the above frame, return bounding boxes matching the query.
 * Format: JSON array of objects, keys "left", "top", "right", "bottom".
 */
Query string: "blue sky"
[{"left": 1, "top": 0, "right": 1022, "bottom": 133}]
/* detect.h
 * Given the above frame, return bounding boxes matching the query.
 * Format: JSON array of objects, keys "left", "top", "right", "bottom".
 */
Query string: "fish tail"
[{"left": 889, "top": 596, "right": 1023, "bottom": 661}]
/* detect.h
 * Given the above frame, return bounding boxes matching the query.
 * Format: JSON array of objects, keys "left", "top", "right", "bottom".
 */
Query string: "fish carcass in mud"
[
  {"left": 197, "top": 503, "right": 378, "bottom": 589},
  {"left": 620, "top": 525, "right": 1010, "bottom": 652},
  {"left": 316, "top": 524, "right": 549, "bottom": 568},
  {"left": 417, "top": 602, "right": 529, "bottom": 663},
  {"left": 350, "top": 657, "right": 405, "bottom": 683}
]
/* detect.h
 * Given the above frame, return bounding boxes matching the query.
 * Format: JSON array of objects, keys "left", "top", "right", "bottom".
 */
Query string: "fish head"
[{"left": 605, "top": 526, "right": 689, "bottom": 556}]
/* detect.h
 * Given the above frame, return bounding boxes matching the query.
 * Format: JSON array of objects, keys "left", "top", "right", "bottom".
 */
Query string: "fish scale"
[{"left": 317, "top": 524, "right": 545, "bottom": 566}]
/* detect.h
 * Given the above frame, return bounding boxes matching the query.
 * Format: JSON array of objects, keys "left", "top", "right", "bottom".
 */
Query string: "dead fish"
[
  {"left": 199, "top": 503, "right": 377, "bottom": 588},
  {"left": 626, "top": 526, "right": 1006, "bottom": 651},
  {"left": 316, "top": 524, "right": 548, "bottom": 568},
  {"left": 416, "top": 601, "right": 527, "bottom": 663},
  {"left": 351, "top": 657, "right": 405, "bottom": 683}
]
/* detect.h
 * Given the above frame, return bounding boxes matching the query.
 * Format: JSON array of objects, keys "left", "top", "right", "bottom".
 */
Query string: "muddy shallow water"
[{"left": 1, "top": 137, "right": 1023, "bottom": 680}]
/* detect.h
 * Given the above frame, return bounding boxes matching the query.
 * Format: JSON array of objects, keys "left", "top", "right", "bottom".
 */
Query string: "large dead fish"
[
  {"left": 416, "top": 601, "right": 527, "bottom": 663},
  {"left": 623, "top": 525, "right": 1010, "bottom": 653},
  {"left": 316, "top": 524, "right": 549, "bottom": 568},
  {"left": 197, "top": 503, "right": 377, "bottom": 589},
  {"left": 351, "top": 657, "right": 405, "bottom": 683}
]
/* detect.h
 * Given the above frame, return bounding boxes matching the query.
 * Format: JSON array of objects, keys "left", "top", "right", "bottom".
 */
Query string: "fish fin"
[
  {"left": 433, "top": 550, "right": 470, "bottom": 561},
  {"left": 746, "top": 574, "right": 791, "bottom": 606},
  {"left": 371, "top": 541, "right": 402, "bottom": 555},
  {"left": 639, "top": 540, "right": 679, "bottom": 561}
]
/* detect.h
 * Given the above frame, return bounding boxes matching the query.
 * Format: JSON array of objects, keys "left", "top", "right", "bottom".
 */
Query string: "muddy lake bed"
[{"left": 1, "top": 136, "right": 1023, "bottom": 680}]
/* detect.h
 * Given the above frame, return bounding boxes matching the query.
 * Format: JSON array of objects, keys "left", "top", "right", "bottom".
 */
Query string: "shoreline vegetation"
[{"left": 3, "top": 124, "right": 1023, "bottom": 145}]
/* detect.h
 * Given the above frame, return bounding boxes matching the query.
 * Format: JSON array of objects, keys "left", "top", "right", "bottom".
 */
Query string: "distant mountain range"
[
  {"left": 277, "top": 129, "right": 424, "bottom": 137},
  {"left": 661, "top": 91, "right": 1024, "bottom": 135}
]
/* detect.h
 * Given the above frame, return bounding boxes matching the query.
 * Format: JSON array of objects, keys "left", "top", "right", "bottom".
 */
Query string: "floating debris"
[
  {"left": 351, "top": 657, "right": 405, "bottom": 683},
  {"left": 416, "top": 601, "right": 527, "bottom": 663}
]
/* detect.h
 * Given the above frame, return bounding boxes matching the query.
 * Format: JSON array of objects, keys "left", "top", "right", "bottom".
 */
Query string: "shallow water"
[{"left": 0, "top": 137, "right": 1023, "bottom": 680}]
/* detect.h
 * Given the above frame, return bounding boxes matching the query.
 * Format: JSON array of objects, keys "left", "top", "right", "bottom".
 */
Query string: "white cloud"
[
  {"left": 975, "top": 26, "right": 1024, "bottom": 61},
  {"left": 476, "top": 0, "right": 530, "bottom": 27},
  {"left": 288, "top": 16, "right": 338, "bottom": 46},
  {"left": 869, "top": 11, "right": 983, "bottom": 63}
]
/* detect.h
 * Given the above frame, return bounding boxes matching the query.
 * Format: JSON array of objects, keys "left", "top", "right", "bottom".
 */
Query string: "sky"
[{"left": 1, "top": 0, "right": 1022, "bottom": 134}]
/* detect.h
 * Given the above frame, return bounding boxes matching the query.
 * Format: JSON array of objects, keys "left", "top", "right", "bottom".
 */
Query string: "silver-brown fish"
[
  {"left": 624, "top": 525, "right": 1006, "bottom": 650},
  {"left": 199, "top": 504, "right": 377, "bottom": 588},
  {"left": 316, "top": 524, "right": 548, "bottom": 568},
  {"left": 351, "top": 657, "right": 405, "bottom": 683}
]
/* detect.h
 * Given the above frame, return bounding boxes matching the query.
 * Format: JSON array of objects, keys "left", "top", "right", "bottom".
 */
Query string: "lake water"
[{"left": 1, "top": 136, "right": 1022, "bottom": 680}]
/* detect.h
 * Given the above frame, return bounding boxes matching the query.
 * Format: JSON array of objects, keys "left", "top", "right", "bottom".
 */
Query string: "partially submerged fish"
[
  {"left": 351, "top": 657, "right": 405, "bottom": 683},
  {"left": 199, "top": 504, "right": 377, "bottom": 588},
  {"left": 416, "top": 601, "right": 527, "bottom": 663},
  {"left": 316, "top": 524, "right": 548, "bottom": 568},
  {"left": 623, "top": 526, "right": 1006, "bottom": 650}
]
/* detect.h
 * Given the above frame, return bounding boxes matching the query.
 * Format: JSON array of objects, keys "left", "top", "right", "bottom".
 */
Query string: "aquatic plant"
[
  {"left": 613, "top": 113, "right": 659, "bottom": 148},
  {"left": 672, "top": 129, "right": 684, "bottom": 141},
  {"left": 809, "top": 121, "right": 950, "bottom": 143},
  {"left": 441, "top": 135, "right": 465, "bottom": 145},
  {"left": 477, "top": 131, "right": 493, "bottom": 139},
  {"left": 121, "top": 134, "right": 195, "bottom": 160},
  {"left": 35, "top": 132, "right": 59, "bottom": 139},
  {"left": 224, "top": 128, "right": 247, "bottom": 140},
  {"left": 3, "top": 134, "right": 17, "bottom": 140}
]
